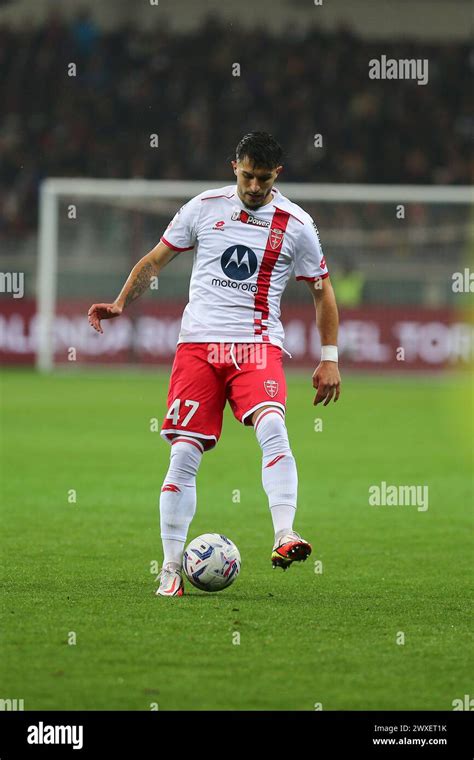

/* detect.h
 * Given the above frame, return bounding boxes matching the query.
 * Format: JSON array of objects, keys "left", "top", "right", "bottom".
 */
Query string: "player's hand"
[
  {"left": 312, "top": 361, "right": 341, "bottom": 406},
  {"left": 87, "top": 302, "right": 123, "bottom": 334}
]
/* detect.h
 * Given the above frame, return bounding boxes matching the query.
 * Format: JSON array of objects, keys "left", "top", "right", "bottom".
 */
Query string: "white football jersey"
[{"left": 161, "top": 184, "right": 329, "bottom": 349}]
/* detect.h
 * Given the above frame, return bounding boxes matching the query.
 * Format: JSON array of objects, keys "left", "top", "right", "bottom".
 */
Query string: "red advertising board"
[{"left": 0, "top": 299, "right": 472, "bottom": 370}]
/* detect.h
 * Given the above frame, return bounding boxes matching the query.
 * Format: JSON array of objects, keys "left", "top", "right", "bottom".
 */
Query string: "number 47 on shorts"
[{"left": 166, "top": 398, "right": 200, "bottom": 427}]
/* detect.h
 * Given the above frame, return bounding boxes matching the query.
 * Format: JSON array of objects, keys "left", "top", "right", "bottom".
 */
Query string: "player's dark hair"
[{"left": 235, "top": 131, "right": 283, "bottom": 169}]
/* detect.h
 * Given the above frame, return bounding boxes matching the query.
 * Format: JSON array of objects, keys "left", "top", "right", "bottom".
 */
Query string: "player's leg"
[
  {"left": 251, "top": 404, "right": 311, "bottom": 569},
  {"left": 156, "top": 437, "right": 204, "bottom": 597},
  {"left": 227, "top": 343, "right": 311, "bottom": 569},
  {"left": 157, "top": 343, "right": 226, "bottom": 596},
  {"left": 252, "top": 404, "right": 298, "bottom": 536}
]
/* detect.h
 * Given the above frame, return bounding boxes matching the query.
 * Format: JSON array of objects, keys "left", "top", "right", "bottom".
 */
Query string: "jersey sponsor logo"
[
  {"left": 221, "top": 245, "right": 258, "bottom": 281},
  {"left": 212, "top": 220, "right": 225, "bottom": 230},
  {"left": 211, "top": 277, "right": 257, "bottom": 292},
  {"left": 269, "top": 228, "right": 284, "bottom": 251},
  {"left": 264, "top": 379, "right": 279, "bottom": 398},
  {"left": 231, "top": 209, "right": 270, "bottom": 228},
  {"left": 320, "top": 255, "right": 327, "bottom": 270}
]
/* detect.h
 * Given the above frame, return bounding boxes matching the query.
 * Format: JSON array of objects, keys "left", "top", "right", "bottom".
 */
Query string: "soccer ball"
[{"left": 183, "top": 533, "right": 241, "bottom": 592}]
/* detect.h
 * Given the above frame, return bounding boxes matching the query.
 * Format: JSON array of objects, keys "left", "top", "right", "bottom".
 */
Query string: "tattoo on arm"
[{"left": 124, "top": 261, "right": 156, "bottom": 307}]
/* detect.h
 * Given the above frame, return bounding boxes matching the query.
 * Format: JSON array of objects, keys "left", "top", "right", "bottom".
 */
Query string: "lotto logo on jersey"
[{"left": 264, "top": 379, "right": 279, "bottom": 398}]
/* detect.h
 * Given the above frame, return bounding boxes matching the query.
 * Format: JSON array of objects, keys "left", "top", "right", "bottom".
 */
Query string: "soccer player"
[{"left": 88, "top": 131, "right": 341, "bottom": 597}]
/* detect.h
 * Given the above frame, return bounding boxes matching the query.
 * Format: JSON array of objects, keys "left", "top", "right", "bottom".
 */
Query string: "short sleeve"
[
  {"left": 293, "top": 217, "right": 329, "bottom": 281},
  {"left": 160, "top": 195, "right": 201, "bottom": 252}
]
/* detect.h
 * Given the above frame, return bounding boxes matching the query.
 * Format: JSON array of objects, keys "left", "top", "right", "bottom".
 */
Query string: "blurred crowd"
[{"left": 0, "top": 11, "right": 472, "bottom": 239}]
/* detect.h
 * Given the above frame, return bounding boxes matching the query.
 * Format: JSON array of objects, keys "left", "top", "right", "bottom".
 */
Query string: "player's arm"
[
  {"left": 88, "top": 241, "right": 179, "bottom": 334},
  {"left": 306, "top": 276, "right": 341, "bottom": 406}
]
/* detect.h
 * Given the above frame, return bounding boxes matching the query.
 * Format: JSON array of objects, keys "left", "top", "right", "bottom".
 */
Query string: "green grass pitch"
[{"left": 1, "top": 368, "right": 472, "bottom": 710}]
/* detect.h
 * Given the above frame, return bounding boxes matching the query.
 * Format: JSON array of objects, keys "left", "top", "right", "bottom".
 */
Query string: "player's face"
[{"left": 232, "top": 159, "right": 282, "bottom": 209}]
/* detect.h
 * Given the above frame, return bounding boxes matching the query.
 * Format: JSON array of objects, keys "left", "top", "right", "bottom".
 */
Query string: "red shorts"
[{"left": 160, "top": 342, "right": 287, "bottom": 451}]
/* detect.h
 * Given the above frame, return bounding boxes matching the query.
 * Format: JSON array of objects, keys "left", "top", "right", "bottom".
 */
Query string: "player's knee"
[
  {"left": 254, "top": 408, "right": 291, "bottom": 458},
  {"left": 165, "top": 438, "right": 203, "bottom": 482},
  {"left": 251, "top": 405, "right": 277, "bottom": 426}
]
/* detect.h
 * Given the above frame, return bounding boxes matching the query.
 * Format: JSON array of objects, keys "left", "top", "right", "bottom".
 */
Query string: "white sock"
[
  {"left": 254, "top": 409, "right": 298, "bottom": 537},
  {"left": 160, "top": 438, "right": 203, "bottom": 570}
]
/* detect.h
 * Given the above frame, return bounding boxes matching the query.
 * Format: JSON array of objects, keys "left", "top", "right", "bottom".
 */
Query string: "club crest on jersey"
[
  {"left": 269, "top": 228, "right": 284, "bottom": 251},
  {"left": 264, "top": 379, "right": 279, "bottom": 398}
]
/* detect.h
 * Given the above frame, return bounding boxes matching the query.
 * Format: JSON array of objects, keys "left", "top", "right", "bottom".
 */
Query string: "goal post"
[{"left": 36, "top": 179, "right": 473, "bottom": 372}]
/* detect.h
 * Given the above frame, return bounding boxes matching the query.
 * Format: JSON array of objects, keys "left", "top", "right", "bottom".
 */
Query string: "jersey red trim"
[
  {"left": 160, "top": 236, "right": 194, "bottom": 252},
  {"left": 296, "top": 273, "right": 330, "bottom": 281},
  {"left": 253, "top": 208, "right": 291, "bottom": 341},
  {"left": 272, "top": 204, "right": 305, "bottom": 225}
]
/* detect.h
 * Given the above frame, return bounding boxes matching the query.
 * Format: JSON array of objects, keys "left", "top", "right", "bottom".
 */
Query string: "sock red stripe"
[
  {"left": 255, "top": 408, "right": 285, "bottom": 431},
  {"left": 171, "top": 437, "right": 204, "bottom": 453},
  {"left": 265, "top": 454, "right": 286, "bottom": 468}
]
